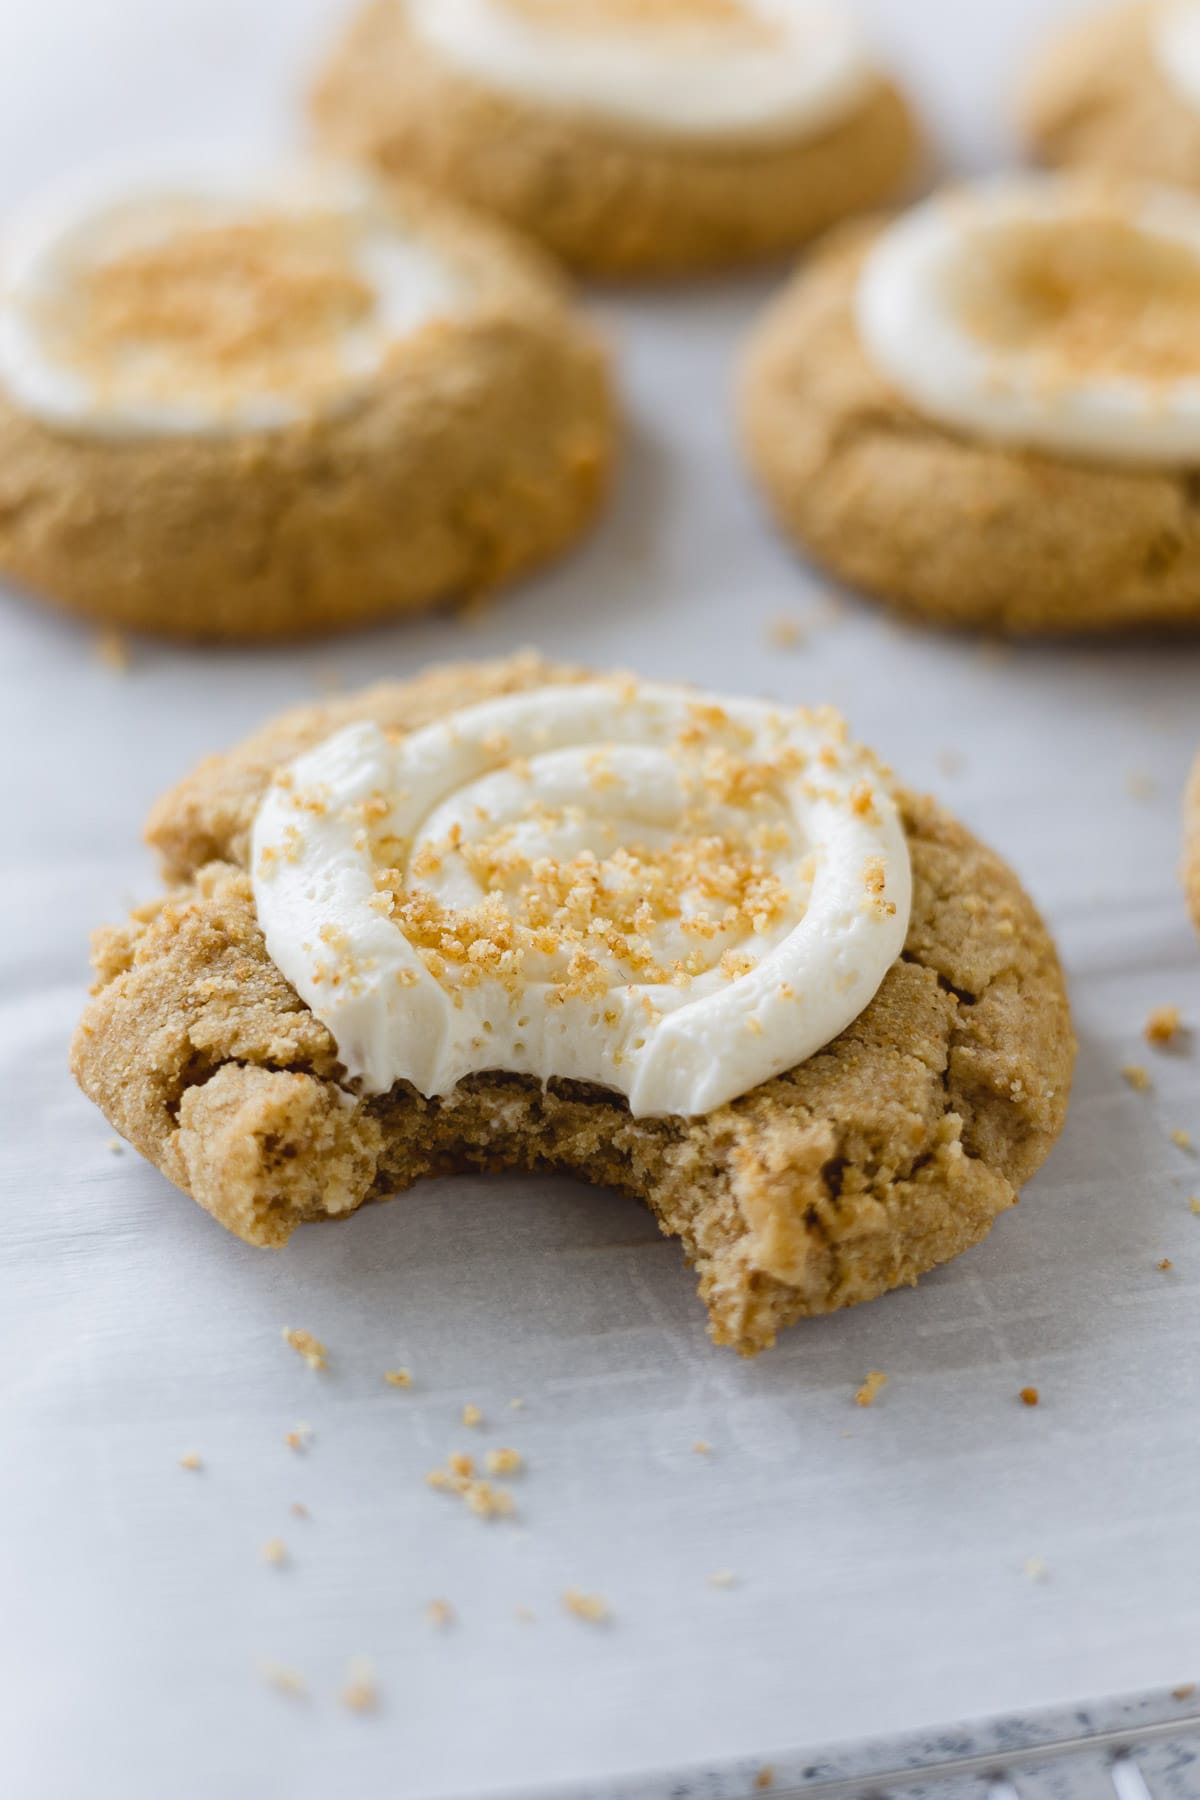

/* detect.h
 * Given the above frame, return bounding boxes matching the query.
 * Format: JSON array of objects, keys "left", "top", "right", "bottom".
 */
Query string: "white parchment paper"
[{"left": 2, "top": 4, "right": 1199, "bottom": 1798}]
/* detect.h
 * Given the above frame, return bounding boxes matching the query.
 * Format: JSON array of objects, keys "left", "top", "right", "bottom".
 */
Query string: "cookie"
[
  {"left": 70, "top": 653, "right": 1075, "bottom": 1355},
  {"left": 1187, "top": 753, "right": 1200, "bottom": 933},
  {"left": 310, "top": 0, "right": 920, "bottom": 279},
  {"left": 1022, "top": 2, "right": 1200, "bottom": 192},
  {"left": 740, "top": 176, "right": 1200, "bottom": 633},
  {"left": 0, "top": 161, "right": 614, "bottom": 642}
]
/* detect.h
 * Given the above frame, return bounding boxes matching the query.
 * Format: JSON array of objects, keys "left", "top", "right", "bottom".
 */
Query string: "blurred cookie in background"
[
  {"left": 0, "top": 158, "right": 615, "bottom": 641},
  {"left": 740, "top": 174, "right": 1200, "bottom": 633},
  {"left": 310, "top": 0, "right": 922, "bottom": 279},
  {"left": 1023, "top": 1, "right": 1200, "bottom": 190}
]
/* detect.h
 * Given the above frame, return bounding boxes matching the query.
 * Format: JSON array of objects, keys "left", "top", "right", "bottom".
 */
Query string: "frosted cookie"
[
  {"left": 309, "top": 0, "right": 920, "bottom": 279},
  {"left": 741, "top": 175, "right": 1200, "bottom": 633},
  {"left": 70, "top": 653, "right": 1075, "bottom": 1354},
  {"left": 1187, "top": 754, "right": 1200, "bottom": 932},
  {"left": 1023, "top": 2, "right": 1200, "bottom": 191},
  {"left": 0, "top": 160, "right": 613, "bottom": 641}
]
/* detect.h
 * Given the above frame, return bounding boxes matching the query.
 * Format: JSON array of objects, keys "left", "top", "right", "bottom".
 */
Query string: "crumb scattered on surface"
[
  {"left": 261, "top": 1538, "right": 289, "bottom": 1567},
  {"left": 179, "top": 1451, "right": 203, "bottom": 1471},
  {"left": 707, "top": 1570, "right": 738, "bottom": 1588},
  {"left": 1121, "top": 1063, "right": 1151, "bottom": 1093},
  {"left": 106, "top": 1136, "right": 124, "bottom": 1154},
  {"left": 340, "top": 1657, "right": 377, "bottom": 1713},
  {"left": 290, "top": 1501, "right": 309, "bottom": 1519},
  {"left": 282, "top": 1327, "right": 327, "bottom": 1371},
  {"left": 1020, "top": 1387, "right": 1040, "bottom": 1408},
  {"left": 562, "top": 1588, "right": 609, "bottom": 1625},
  {"left": 94, "top": 629, "right": 131, "bottom": 673},
  {"left": 766, "top": 616, "right": 804, "bottom": 650},
  {"left": 1171, "top": 1129, "right": 1195, "bottom": 1153},
  {"left": 1159, "top": 1258, "right": 1174, "bottom": 1272},
  {"left": 1146, "top": 1006, "right": 1183, "bottom": 1046},
  {"left": 427, "top": 1455, "right": 515, "bottom": 1518},
  {"left": 693, "top": 1440, "right": 712, "bottom": 1455},
  {"left": 1173, "top": 1683, "right": 1197, "bottom": 1701},
  {"left": 1024, "top": 1557, "right": 1049, "bottom": 1583},
  {"left": 753, "top": 1769, "right": 775, "bottom": 1792},
  {"left": 509, "top": 1398, "right": 525, "bottom": 1410},
  {"left": 426, "top": 1599, "right": 454, "bottom": 1630},
  {"left": 259, "top": 1660, "right": 307, "bottom": 1699},
  {"left": 1189, "top": 1197, "right": 1200, "bottom": 1216},
  {"left": 855, "top": 1370, "right": 888, "bottom": 1408},
  {"left": 384, "top": 1368, "right": 413, "bottom": 1388},
  {"left": 461, "top": 1403, "right": 483, "bottom": 1428},
  {"left": 484, "top": 1447, "right": 523, "bottom": 1476},
  {"left": 284, "top": 1422, "right": 314, "bottom": 1453}
]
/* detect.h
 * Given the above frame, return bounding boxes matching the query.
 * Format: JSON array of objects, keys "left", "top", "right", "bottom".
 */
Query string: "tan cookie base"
[
  {"left": 0, "top": 189, "right": 614, "bottom": 643},
  {"left": 1186, "top": 753, "right": 1200, "bottom": 934},
  {"left": 309, "top": 0, "right": 920, "bottom": 279},
  {"left": 70, "top": 654, "right": 1075, "bottom": 1356},
  {"left": 739, "top": 219, "right": 1200, "bottom": 634},
  {"left": 1022, "top": 2, "right": 1200, "bottom": 190}
]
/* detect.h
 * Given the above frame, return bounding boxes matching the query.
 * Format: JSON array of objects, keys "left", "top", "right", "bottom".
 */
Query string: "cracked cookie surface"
[
  {"left": 310, "top": 0, "right": 920, "bottom": 279},
  {"left": 0, "top": 187, "right": 614, "bottom": 643},
  {"left": 740, "top": 220, "right": 1200, "bottom": 634},
  {"left": 70, "top": 654, "right": 1076, "bottom": 1353}
]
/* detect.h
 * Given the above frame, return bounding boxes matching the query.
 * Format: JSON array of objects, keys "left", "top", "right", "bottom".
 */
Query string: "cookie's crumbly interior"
[{"left": 70, "top": 656, "right": 1075, "bottom": 1354}]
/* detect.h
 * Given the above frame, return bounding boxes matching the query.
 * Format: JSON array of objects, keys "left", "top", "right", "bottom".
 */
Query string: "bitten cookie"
[
  {"left": 1186, "top": 754, "right": 1200, "bottom": 932},
  {"left": 740, "top": 175, "right": 1200, "bottom": 633},
  {"left": 0, "top": 161, "right": 614, "bottom": 642},
  {"left": 1022, "top": 1, "right": 1200, "bottom": 191},
  {"left": 70, "top": 653, "right": 1075, "bottom": 1355},
  {"left": 310, "top": 0, "right": 920, "bottom": 279}
]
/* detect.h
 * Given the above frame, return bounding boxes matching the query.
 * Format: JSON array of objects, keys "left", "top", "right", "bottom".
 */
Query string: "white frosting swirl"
[
  {"left": 404, "top": 0, "right": 876, "bottom": 143},
  {"left": 856, "top": 177, "right": 1200, "bottom": 467},
  {"left": 1153, "top": 2, "right": 1200, "bottom": 114},
  {"left": 250, "top": 681, "right": 912, "bottom": 1120},
  {"left": 0, "top": 160, "right": 465, "bottom": 440}
]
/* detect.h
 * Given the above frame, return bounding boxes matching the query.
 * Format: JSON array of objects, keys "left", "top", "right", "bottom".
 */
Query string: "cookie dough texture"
[
  {"left": 740, "top": 221, "right": 1200, "bottom": 633},
  {"left": 1187, "top": 753, "right": 1200, "bottom": 933},
  {"left": 1022, "top": 2, "right": 1200, "bottom": 190},
  {"left": 71, "top": 654, "right": 1075, "bottom": 1355},
  {"left": 0, "top": 190, "right": 614, "bottom": 642},
  {"left": 309, "top": 0, "right": 920, "bottom": 279}
]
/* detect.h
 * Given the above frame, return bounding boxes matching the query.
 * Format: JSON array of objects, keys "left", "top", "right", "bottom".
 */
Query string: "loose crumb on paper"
[
  {"left": 426, "top": 1455, "right": 515, "bottom": 1519},
  {"left": 179, "top": 1451, "right": 204, "bottom": 1471},
  {"left": 426, "top": 1599, "right": 454, "bottom": 1630},
  {"left": 94, "top": 629, "right": 131, "bottom": 673},
  {"left": 754, "top": 1768, "right": 776, "bottom": 1792},
  {"left": 509, "top": 1398, "right": 525, "bottom": 1410},
  {"left": 693, "top": 1440, "right": 712, "bottom": 1455},
  {"left": 282, "top": 1327, "right": 327, "bottom": 1371},
  {"left": 1024, "top": 1557, "right": 1050, "bottom": 1583},
  {"left": 1173, "top": 1684, "right": 1197, "bottom": 1701},
  {"left": 707, "top": 1570, "right": 738, "bottom": 1589},
  {"left": 461, "top": 1403, "right": 483, "bottom": 1428},
  {"left": 290, "top": 1501, "right": 309, "bottom": 1519},
  {"left": 260, "top": 1660, "right": 307, "bottom": 1699},
  {"left": 1020, "top": 1387, "right": 1040, "bottom": 1408},
  {"left": 384, "top": 1368, "right": 412, "bottom": 1388},
  {"left": 855, "top": 1370, "right": 888, "bottom": 1408},
  {"left": 484, "top": 1446, "right": 523, "bottom": 1476},
  {"left": 106, "top": 1136, "right": 124, "bottom": 1155},
  {"left": 1189, "top": 1197, "right": 1200, "bottom": 1216},
  {"left": 562, "top": 1589, "right": 609, "bottom": 1625},
  {"left": 261, "top": 1538, "right": 289, "bottom": 1567},
  {"left": 1159, "top": 1259, "right": 1174, "bottom": 1272},
  {"left": 340, "top": 1657, "right": 378, "bottom": 1714},
  {"left": 1121, "top": 1064, "right": 1151, "bottom": 1093},
  {"left": 1146, "top": 1006, "right": 1183, "bottom": 1047},
  {"left": 284, "top": 1422, "right": 313, "bottom": 1453},
  {"left": 1171, "top": 1129, "right": 1195, "bottom": 1153},
  {"left": 766, "top": 616, "right": 804, "bottom": 651}
]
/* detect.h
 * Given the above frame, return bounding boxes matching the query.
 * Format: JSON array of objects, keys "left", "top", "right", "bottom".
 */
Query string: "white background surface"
[{"left": 2, "top": 4, "right": 1199, "bottom": 1799}]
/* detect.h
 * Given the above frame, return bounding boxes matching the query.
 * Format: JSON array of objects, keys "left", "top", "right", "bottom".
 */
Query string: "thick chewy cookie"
[
  {"left": 1022, "top": 2, "right": 1200, "bottom": 191},
  {"left": 71, "top": 655, "right": 1075, "bottom": 1354},
  {"left": 310, "top": 0, "right": 919, "bottom": 279},
  {"left": 740, "top": 219, "right": 1200, "bottom": 634},
  {"left": 0, "top": 182, "right": 613, "bottom": 642}
]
